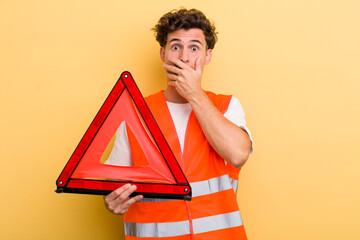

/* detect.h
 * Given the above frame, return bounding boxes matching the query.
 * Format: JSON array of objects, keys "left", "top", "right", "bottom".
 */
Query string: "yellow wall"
[{"left": 1, "top": 0, "right": 359, "bottom": 239}]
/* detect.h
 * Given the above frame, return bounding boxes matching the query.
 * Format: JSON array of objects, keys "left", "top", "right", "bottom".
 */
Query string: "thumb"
[{"left": 194, "top": 57, "right": 202, "bottom": 72}]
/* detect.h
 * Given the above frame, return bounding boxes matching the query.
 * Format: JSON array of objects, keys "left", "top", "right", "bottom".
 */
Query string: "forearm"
[
  {"left": 163, "top": 57, "right": 251, "bottom": 167},
  {"left": 188, "top": 91, "right": 251, "bottom": 168}
]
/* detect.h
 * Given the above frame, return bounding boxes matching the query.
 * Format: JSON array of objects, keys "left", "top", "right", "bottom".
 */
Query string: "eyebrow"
[{"left": 168, "top": 38, "right": 203, "bottom": 45}]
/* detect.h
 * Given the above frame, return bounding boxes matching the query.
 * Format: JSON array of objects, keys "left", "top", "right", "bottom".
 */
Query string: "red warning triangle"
[{"left": 56, "top": 71, "right": 191, "bottom": 200}]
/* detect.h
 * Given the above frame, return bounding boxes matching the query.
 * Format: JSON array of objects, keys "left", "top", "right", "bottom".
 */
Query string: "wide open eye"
[
  {"left": 191, "top": 46, "right": 199, "bottom": 52},
  {"left": 172, "top": 45, "right": 180, "bottom": 51}
]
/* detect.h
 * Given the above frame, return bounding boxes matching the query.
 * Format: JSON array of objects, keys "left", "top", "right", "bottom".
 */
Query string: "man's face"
[{"left": 160, "top": 28, "right": 212, "bottom": 72}]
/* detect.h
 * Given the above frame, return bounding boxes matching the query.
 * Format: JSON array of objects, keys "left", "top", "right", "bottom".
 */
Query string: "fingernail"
[{"left": 132, "top": 185, "right": 137, "bottom": 191}]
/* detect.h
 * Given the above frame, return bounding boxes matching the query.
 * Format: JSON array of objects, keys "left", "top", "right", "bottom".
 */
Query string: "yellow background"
[{"left": 1, "top": 0, "right": 359, "bottom": 239}]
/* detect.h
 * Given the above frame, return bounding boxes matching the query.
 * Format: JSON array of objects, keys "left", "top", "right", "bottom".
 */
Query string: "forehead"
[{"left": 166, "top": 28, "right": 206, "bottom": 45}]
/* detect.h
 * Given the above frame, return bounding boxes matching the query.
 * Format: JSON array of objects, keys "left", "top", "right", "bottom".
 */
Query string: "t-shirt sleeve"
[{"left": 223, "top": 96, "right": 253, "bottom": 155}]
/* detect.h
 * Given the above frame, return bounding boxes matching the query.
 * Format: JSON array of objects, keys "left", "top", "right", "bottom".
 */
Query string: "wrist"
[{"left": 187, "top": 90, "right": 209, "bottom": 109}]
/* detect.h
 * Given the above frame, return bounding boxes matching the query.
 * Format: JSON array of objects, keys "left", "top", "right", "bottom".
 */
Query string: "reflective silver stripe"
[
  {"left": 138, "top": 198, "right": 177, "bottom": 203},
  {"left": 230, "top": 179, "right": 238, "bottom": 194},
  {"left": 193, "top": 211, "right": 243, "bottom": 234},
  {"left": 191, "top": 174, "right": 233, "bottom": 197},
  {"left": 124, "top": 220, "right": 190, "bottom": 238},
  {"left": 138, "top": 174, "right": 234, "bottom": 203},
  {"left": 124, "top": 211, "right": 243, "bottom": 237}
]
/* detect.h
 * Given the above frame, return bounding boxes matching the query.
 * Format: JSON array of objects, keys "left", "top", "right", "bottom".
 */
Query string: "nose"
[{"left": 179, "top": 50, "right": 189, "bottom": 64}]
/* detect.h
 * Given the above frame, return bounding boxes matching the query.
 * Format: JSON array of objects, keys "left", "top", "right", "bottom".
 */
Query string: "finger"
[
  {"left": 168, "top": 58, "right": 188, "bottom": 69},
  {"left": 167, "top": 80, "right": 176, "bottom": 87},
  {"left": 105, "top": 184, "right": 131, "bottom": 202},
  {"left": 163, "top": 63, "right": 182, "bottom": 75},
  {"left": 126, "top": 194, "right": 144, "bottom": 207},
  {"left": 113, "top": 184, "right": 138, "bottom": 203},
  {"left": 194, "top": 56, "right": 202, "bottom": 72},
  {"left": 165, "top": 70, "right": 180, "bottom": 81},
  {"left": 113, "top": 194, "right": 144, "bottom": 215}
]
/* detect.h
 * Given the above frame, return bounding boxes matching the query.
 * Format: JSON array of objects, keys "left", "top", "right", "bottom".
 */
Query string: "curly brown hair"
[{"left": 152, "top": 8, "right": 218, "bottom": 49}]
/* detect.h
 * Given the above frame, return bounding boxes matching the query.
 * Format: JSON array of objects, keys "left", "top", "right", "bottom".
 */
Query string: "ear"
[
  {"left": 205, "top": 49, "right": 212, "bottom": 65},
  {"left": 160, "top": 47, "right": 165, "bottom": 62}
]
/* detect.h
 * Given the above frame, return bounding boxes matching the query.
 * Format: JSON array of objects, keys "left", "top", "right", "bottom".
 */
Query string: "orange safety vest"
[{"left": 124, "top": 91, "right": 247, "bottom": 240}]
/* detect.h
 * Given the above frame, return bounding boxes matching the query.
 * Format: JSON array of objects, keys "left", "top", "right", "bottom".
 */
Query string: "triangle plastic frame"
[{"left": 56, "top": 71, "right": 192, "bottom": 200}]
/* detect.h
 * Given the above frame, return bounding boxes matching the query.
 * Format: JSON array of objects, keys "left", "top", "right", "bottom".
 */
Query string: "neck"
[{"left": 164, "top": 87, "right": 188, "bottom": 103}]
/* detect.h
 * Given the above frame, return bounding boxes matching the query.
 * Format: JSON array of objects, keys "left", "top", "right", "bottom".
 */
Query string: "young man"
[{"left": 104, "top": 8, "right": 252, "bottom": 239}]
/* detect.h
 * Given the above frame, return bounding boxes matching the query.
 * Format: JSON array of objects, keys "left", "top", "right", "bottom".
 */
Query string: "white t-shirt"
[{"left": 105, "top": 96, "right": 252, "bottom": 166}]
